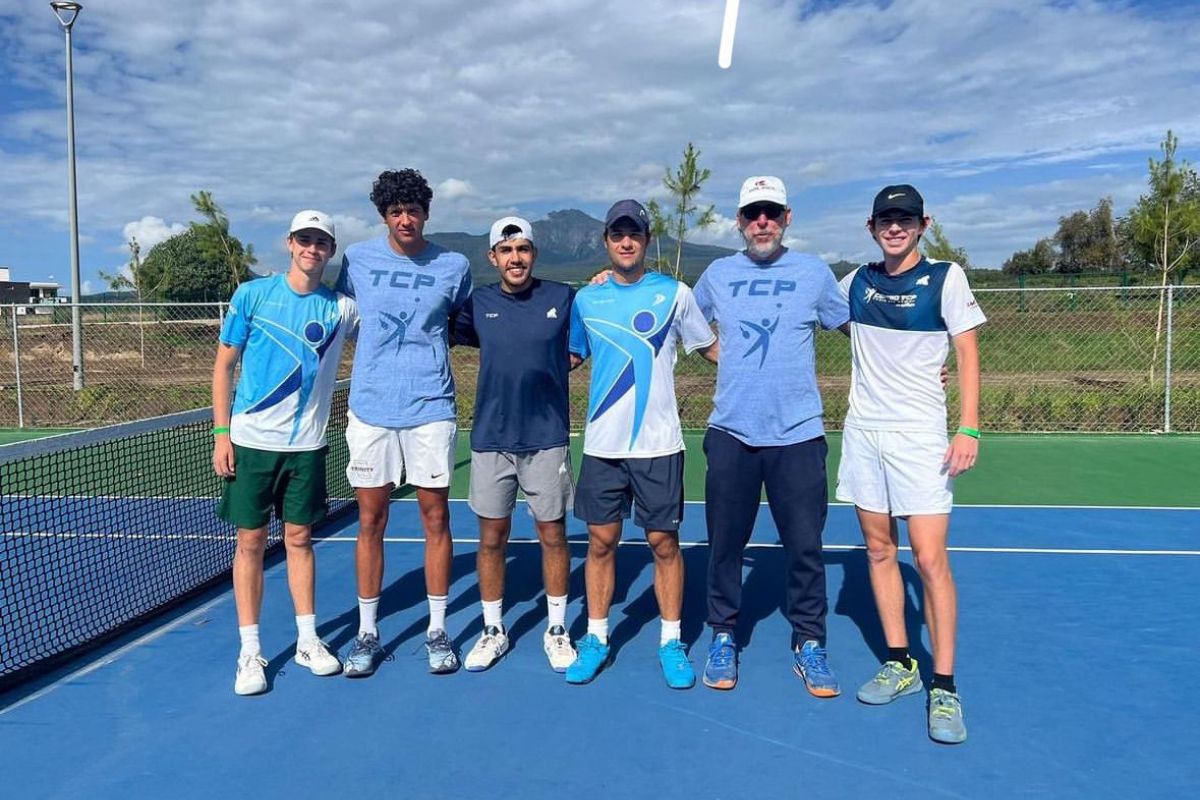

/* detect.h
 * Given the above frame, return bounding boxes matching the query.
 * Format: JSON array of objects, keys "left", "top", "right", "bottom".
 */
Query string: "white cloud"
[
  {"left": 121, "top": 216, "right": 187, "bottom": 251},
  {"left": 435, "top": 178, "right": 476, "bottom": 202}
]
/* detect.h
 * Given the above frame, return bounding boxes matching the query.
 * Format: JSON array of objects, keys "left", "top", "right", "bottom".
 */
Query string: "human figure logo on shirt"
[
  {"left": 380, "top": 298, "right": 420, "bottom": 353},
  {"left": 246, "top": 315, "right": 342, "bottom": 443},
  {"left": 737, "top": 303, "right": 781, "bottom": 368},
  {"left": 586, "top": 306, "right": 677, "bottom": 448}
]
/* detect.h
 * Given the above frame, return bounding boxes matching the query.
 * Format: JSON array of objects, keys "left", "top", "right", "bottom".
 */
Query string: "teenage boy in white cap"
[
  {"left": 839, "top": 185, "right": 984, "bottom": 744},
  {"left": 692, "top": 176, "right": 849, "bottom": 696},
  {"left": 213, "top": 210, "right": 358, "bottom": 695},
  {"left": 565, "top": 200, "right": 718, "bottom": 689},
  {"left": 451, "top": 217, "right": 577, "bottom": 672}
]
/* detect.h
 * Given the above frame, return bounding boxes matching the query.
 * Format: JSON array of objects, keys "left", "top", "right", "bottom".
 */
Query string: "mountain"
[{"left": 428, "top": 209, "right": 738, "bottom": 285}]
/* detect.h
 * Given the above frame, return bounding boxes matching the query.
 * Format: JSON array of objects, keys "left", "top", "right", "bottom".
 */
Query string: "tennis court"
[{"left": 1, "top": 420, "right": 1197, "bottom": 798}]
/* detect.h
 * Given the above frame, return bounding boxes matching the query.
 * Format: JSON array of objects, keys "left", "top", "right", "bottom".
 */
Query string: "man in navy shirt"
[{"left": 451, "top": 217, "right": 577, "bottom": 673}]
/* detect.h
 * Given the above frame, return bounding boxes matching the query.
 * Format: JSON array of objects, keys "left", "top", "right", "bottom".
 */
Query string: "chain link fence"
[{"left": 1, "top": 286, "right": 1197, "bottom": 432}]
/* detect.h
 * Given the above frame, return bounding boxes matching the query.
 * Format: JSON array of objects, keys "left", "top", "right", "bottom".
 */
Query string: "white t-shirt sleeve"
[
  {"left": 941, "top": 263, "right": 987, "bottom": 336},
  {"left": 838, "top": 268, "right": 858, "bottom": 302},
  {"left": 676, "top": 284, "right": 718, "bottom": 353},
  {"left": 339, "top": 293, "right": 360, "bottom": 341}
]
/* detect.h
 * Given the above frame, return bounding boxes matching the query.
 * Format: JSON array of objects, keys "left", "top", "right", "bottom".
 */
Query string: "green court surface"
[
  {"left": 0, "top": 428, "right": 80, "bottom": 446},
  {"left": 429, "top": 431, "right": 1200, "bottom": 508}
]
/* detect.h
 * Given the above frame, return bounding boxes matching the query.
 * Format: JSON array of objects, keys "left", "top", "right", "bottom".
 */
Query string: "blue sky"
[{"left": 1, "top": 0, "right": 1198, "bottom": 293}]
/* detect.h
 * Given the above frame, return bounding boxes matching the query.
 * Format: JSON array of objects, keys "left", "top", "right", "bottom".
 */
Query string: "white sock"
[
  {"left": 481, "top": 598, "right": 504, "bottom": 630},
  {"left": 546, "top": 594, "right": 568, "bottom": 631},
  {"left": 358, "top": 596, "right": 379, "bottom": 637},
  {"left": 238, "top": 624, "right": 261, "bottom": 658},
  {"left": 660, "top": 618, "right": 682, "bottom": 646},
  {"left": 587, "top": 617, "right": 609, "bottom": 645},
  {"left": 295, "top": 614, "right": 317, "bottom": 644},
  {"left": 428, "top": 594, "right": 449, "bottom": 634}
]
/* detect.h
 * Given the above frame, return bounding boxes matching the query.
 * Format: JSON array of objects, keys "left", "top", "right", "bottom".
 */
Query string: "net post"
[{"left": 10, "top": 304, "right": 24, "bottom": 428}]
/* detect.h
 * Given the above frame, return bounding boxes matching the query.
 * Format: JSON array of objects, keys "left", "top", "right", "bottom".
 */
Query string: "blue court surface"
[{"left": 1, "top": 499, "right": 1197, "bottom": 798}]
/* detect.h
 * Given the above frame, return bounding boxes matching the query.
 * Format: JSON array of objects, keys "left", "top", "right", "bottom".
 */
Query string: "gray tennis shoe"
[
  {"left": 928, "top": 688, "right": 968, "bottom": 744},
  {"left": 857, "top": 659, "right": 922, "bottom": 705},
  {"left": 425, "top": 628, "right": 460, "bottom": 674},
  {"left": 343, "top": 632, "right": 382, "bottom": 678}
]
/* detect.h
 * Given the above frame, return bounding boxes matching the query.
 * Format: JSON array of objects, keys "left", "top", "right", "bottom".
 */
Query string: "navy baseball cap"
[
  {"left": 872, "top": 184, "right": 924, "bottom": 218},
  {"left": 604, "top": 199, "right": 650, "bottom": 234}
]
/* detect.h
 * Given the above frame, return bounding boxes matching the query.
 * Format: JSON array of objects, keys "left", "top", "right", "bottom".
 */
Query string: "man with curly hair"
[{"left": 336, "top": 169, "right": 472, "bottom": 676}]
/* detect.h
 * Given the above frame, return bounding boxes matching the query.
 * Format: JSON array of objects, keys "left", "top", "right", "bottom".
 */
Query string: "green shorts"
[{"left": 217, "top": 444, "right": 328, "bottom": 529}]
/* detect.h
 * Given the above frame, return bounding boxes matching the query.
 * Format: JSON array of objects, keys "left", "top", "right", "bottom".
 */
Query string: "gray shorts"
[{"left": 468, "top": 446, "right": 575, "bottom": 521}]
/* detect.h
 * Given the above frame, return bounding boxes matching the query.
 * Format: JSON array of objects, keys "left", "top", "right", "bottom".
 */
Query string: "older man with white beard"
[{"left": 691, "top": 176, "right": 850, "bottom": 696}]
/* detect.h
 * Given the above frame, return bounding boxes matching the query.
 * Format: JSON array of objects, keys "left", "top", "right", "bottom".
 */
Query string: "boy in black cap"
[{"left": 836, "top": 184, "right": 985, "bottom": 743}]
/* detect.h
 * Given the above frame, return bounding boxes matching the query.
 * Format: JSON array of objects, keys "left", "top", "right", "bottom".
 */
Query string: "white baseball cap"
[
  {"left": 289, "top": 209, "right": 336, "bottom": 239},
  {"left": 738, "top": 176, "right": 787, "bottom": 210},
  {"left": 489, "top": 216, "right": 534, "bottom": 248}
]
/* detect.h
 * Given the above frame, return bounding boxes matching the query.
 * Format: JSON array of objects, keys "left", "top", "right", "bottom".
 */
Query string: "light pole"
[{"left": 51, "top": 1, "right": 84, "bottom": 390}]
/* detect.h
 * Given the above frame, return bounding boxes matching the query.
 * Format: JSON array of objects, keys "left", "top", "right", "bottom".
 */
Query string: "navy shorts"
[{"left": 573, "top": 453, "right": 684, "bottom": 532}]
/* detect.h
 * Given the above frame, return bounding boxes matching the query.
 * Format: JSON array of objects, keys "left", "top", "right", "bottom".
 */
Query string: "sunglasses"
[{"left": 739, "top": 203, "right": 785, "bottom": 221}]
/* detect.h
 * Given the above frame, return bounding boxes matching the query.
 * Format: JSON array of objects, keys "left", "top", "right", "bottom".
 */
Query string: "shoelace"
[
  {"left": 931, "top": 691, "right": 960, "bottom": 719},
  {"left": 875, "top": 662, "right": 905, "bottom": 684},
  {"left": 800, "top": 646, "right": 833, "bottom": 678},
  {"left": 239, "top": 654, "right": 267, "bottom": 670},
  {"left": 708, "top": 639, "right": 734, "bottom": 667},
  {"left": 661, "top": 642, "right": 689, "bottom": 668}
]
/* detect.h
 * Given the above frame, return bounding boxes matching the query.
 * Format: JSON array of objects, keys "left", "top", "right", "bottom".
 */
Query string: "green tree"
[
  {"left": 1124, "top": 130, "right": 1200, "bottom": 381},
  {"left": 141, "top": 226, "right": 249, "bottom": 303},
  {"left": 1054, "top": 198, "right": 1123, "bottom": 273},
  {"left": 190, "top": 190, "right": 256, "bottom": 289},
  {"left": 1003, "top": 237, "right": 1057, "bottom": 275},
  {"left": 645, "top": 199, "right": 671, "bottom": 272},
  {"left": 661, "top": 142, "right": 717, "bottom": 279},
  {"left": 922, "top": 219, "right": 971, "bottom": 267}
]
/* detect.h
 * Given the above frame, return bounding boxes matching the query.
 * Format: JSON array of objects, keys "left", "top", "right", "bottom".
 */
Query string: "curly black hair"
[{"left": 370, "top": 169, "right": 433, "bottom": 216}]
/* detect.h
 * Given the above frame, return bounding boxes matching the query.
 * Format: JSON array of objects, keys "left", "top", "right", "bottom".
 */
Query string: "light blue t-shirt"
[
  {"left": 569, "top": 271, "right": 715, "bottom": 458},
  {"left": 693, "top": 249, "right": 849, "bottom": 446},
  {"left": 336, "top": 237, "right": 472, "bottom": 428},
  {"left": 220, "top": 273, "right": 358, "bottom": 451}
]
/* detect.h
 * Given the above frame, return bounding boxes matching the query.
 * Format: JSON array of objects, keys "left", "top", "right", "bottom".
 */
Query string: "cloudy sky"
[{"left": 1, "top": 0, "right": 1198, "bottom": 292}]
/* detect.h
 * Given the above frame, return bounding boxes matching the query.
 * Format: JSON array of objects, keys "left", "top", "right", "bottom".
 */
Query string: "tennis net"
[{"left": 0, "top": 382, "right": 355, "bottom": 693}]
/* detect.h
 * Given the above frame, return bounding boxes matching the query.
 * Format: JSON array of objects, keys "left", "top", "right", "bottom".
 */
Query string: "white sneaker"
[
  {"left": 295, "top": 639, "right": 342, "bottom": 676},
  {"left": 234, "top": 653, "right": 268, "bottom": 695},
  {"left": 464, "top": 625, "right": 509, "bottom": 672},
  {"left": 543, "top": 625, "right": 576, "bottom": 673}
]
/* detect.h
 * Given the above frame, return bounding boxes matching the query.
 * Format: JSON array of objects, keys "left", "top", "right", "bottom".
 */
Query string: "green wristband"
[
  {"left": 213, "top": 426, "right": 230, "bottom": 436},
  {"left": 957, "top": 426, "right": 980, "bottom": 439}
]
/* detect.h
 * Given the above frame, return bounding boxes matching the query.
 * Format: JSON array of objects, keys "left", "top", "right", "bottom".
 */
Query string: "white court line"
[
  {"left": 382, "top": 497, "right": 1200, "bottom": 512},
  {"left": 319, "top": 536, "right": 1200, "bottom": 557},
  {"left": 0, "top": 593, "right": 228, "bottom": 717}
]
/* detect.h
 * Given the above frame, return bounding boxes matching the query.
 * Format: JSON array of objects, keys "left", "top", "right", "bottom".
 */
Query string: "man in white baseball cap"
[
  {"left": 692, "top": 176, "right": 850, "bottom": 696},
  {"left": 213, "top": 208, "right": 358, "bottom": 695},
  {"left": 452, "top": 215, "right": 579, "bottom": 673}
]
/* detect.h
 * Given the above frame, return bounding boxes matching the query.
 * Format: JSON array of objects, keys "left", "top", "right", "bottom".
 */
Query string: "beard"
[{"left": 743, "top": 228, "right": 785, "bottom": 261}]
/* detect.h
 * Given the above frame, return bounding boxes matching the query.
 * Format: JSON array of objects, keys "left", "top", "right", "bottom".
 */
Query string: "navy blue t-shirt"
[{"left": 452, "top": 279, "right": 574, "bottom": 452}]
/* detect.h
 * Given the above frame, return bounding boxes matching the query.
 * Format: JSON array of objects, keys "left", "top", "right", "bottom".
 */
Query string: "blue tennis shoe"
[
  {"left": 658, "top": 639, "right": 695, "bottom": 689},
  {"left": 565, "top": 634, "right": 610, "bottom": 684},
  {"left": 702, "top": 632, "right": 738, "bottom": 690}
]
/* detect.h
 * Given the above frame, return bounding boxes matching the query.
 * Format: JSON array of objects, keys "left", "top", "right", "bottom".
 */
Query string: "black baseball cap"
[
  {"left": 872, "top": 184, "right": 924, "bottom": 218},
  {"left": 604, "top": 199, "right": 651, "bottom": 234}
]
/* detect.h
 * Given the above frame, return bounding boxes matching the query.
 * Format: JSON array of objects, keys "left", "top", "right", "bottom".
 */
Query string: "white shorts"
[
  {"left": 835, "top": 426, "right": 953, "bottom": 516},
  {"left": 344, "top": 410, "right": 457, "bottom": 490}
]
